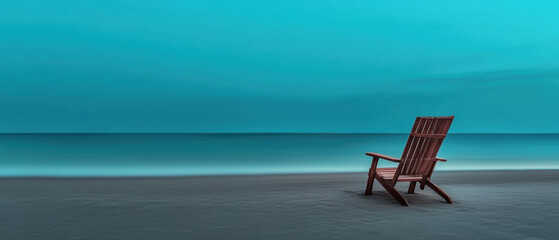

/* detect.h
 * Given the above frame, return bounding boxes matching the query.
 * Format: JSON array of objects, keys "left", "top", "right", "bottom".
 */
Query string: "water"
[{"left": 0, "top": 134, "right": 557, "bottom": 177}]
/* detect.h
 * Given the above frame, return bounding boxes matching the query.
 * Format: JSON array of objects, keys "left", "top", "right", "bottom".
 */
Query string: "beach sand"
[{"left": 1, "top": 170, "right": 558, "bottom": 239}]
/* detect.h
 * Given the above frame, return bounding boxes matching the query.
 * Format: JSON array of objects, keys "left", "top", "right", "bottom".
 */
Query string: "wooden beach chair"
[{"left": 364, "top": 116, "right": 454, "bottom": 206}]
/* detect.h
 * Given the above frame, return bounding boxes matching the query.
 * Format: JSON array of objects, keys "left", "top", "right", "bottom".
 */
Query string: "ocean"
[{"left": 0, "top": 133, "right": 557, "bottom": 177}]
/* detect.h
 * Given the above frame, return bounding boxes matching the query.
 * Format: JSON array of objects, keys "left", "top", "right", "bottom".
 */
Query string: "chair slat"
[
  {"left": 400, "top": 118, "right": 427, "bottom": 176},
  {"left": 399, "top": 116, "right": 453, "bottom": 176},
  {"left": 409, "top": 118, "right": 437, "bottom": 174}
]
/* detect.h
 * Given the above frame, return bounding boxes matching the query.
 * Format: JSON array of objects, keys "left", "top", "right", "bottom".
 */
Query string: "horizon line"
[
  {"left": 0, "top": 132, "right": 558, "bottom": 135},
  {"left": 1, "top": 168, "right": 558, "bottom": 179}
]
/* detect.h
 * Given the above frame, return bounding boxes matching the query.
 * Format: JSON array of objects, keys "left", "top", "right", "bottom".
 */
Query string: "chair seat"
[{"left": 376, "top": 168, "right": 424, "bottom": 182}]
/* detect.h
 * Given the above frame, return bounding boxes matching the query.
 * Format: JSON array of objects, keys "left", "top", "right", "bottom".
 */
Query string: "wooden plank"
[
  {"left": 364, "top": 156, "right": 379, "bottom": 195},
  {"left": 401, "top": 118, "right": 427, "bottom": 175},
  {"left": 400, "top": 117, "right": 421, "bottom": 158},
  {"left": 426, "top": 181, "right": 453, "bottom": 204},
  {"left": 409, "top": 133, "right": 447, "bottom": 138},
  {"left": 399, "top": 118, "right": 421, "bottom": 175},
  {"left": 365, "top": 152, "right": 400, "bottom": 162},
  {"left": 408, "top": 181, "right": 417, "bottom": 194},
  {"left": 375, "top": 174, "right": 410, "bottom": 206},
  {"left": 420, "top": 118, "right": 452, "bottom": 175},
  {"left": 376, "top": 170, "right": 423, "bottom": 182},
  {"left": 405, "top": 118, "right": 432, "bottom": 175},
  {"left": 412, "top": 118, "right": 439, "bottom": 175}
]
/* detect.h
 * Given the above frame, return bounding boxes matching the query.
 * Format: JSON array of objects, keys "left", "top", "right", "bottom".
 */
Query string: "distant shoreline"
[
  {"left": 1, "top": 132, "right": 558, "bottom": 134},
  {"left": 0, "top": 169, "right": 558, "bottom": 179}
]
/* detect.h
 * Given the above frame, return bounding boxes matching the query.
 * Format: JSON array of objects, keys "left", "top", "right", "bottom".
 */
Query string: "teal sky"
[{"left": 1, "top": 0, "right": 558, "bottom": 133}]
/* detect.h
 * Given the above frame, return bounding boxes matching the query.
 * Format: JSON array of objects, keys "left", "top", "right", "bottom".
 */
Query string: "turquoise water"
[{"left": 0, "top": 134, "right": 557, "bottom": 176}]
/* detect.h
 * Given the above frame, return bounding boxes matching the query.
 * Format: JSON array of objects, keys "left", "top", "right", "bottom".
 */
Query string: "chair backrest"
[{"left": 399, "top": 116, "right": 454, "bottom": 176}]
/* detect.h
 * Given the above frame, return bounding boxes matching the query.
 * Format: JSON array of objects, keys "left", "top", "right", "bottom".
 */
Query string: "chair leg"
[
  {"left": 364, "top": 170, "right": 375, "bottom": 195},
  {"left": 364, "top": 157, "right": 378, "bottom": 196},
  {"left": 408, "top": 181, "right": 416, "bottom": 194},
  {"left": 426, "top": 181, "right": 453, "bottom": 204},
  {"left": 375, "top": 175, "right": 410, "bottom": 206}
]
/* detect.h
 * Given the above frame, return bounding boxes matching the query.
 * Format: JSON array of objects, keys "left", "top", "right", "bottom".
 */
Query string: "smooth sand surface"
[{"left": 1, "top": 170, "right": 558, "bottom": 239}]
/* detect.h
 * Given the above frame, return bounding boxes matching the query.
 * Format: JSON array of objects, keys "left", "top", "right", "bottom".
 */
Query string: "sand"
[{"left": 1, "top": 170, "right": 558, "bottom": 239}]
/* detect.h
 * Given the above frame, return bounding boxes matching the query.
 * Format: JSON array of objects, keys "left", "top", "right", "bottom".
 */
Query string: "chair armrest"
[
  {"left": 365, "top": 152, "right": 401, "bottom": 163},
  {"left": 435, "top": 157, "right": 447, "bottom": 162}
]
